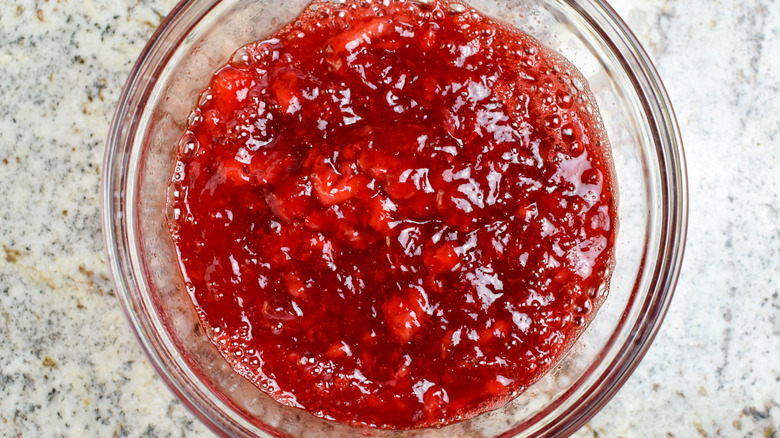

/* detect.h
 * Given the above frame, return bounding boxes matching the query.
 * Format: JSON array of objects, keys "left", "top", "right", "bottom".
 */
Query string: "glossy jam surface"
[{"left": 168, "top": 0, "right": 616, "bottom": 429}]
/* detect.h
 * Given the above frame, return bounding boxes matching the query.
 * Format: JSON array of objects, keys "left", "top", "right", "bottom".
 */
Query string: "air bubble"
[
  {"left": 172, "top": 161, "right": 186, "bottom": 183},
  {"left": 449, "top": 3, "right": 466, "bottom": 13},
  {"left": 478, "top": 26, "right": 495, "bottom": 37},
  {"left": 231, "top": 48, "right": 250, "bottom": 67},
  {"left": 334, "top": 10, "right": 349, "bottom": 28},
  {"left": 543, "top": 115, "right": 561, "bottom": 129},
  {"left": 581, "top": 168, "right": 600, "bottom": 185},
  {"left": 178, "top": 134, "right": 199, "bottom": 158},
  {"left": 590, "top": 282, "right": 607, "bottom": 299},
  {"left": 560, "top": 124, "right": 577, "bottom": 145},
  {"left": 166, "top": 183, "right": 180, "bottom": 202},
  {"left": 556, "top": 90, "right": 574, "bottom": 109},
  {"left": 574, "top": 298, "right": 592, "bottom": 314},
  {"left": 187, "top": 110, "right": 203, "bottom": 127},
  {"left": 256, "top": 43, "right": 274, "bottom": 61},
  {"left": 165, "top": 204, "right": 180, "bottom": 223},
  {"left": 572, "top": 78, "right": 584, "bottom": 91},
  {"left": 558, "top": 313, "right": 572, "bottom": 330},
  {"left": 198, "top": 90, "right": 213, "bottom": 107},
  {"left": 316, "top": 8, "right": 331, "bottom": 21}
]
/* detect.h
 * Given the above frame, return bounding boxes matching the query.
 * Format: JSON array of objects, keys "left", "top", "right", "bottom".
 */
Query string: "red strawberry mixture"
[{"left": 168, "top": 0, "right": 616, "bottom": 429}]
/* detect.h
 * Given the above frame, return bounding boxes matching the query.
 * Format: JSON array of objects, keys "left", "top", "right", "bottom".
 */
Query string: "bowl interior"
[{"left": 105, "top": 0, "right": 685, "bottom": 436}]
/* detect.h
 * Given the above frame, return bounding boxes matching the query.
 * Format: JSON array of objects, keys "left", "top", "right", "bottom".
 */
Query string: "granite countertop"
[{"left": 1, "top": 0, "right": 778, "bottom": 436}]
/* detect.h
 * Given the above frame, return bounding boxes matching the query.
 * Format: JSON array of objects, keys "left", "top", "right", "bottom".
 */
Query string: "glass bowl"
[{"left": 102, "top": 0, "right": 687, "bottom": 436}]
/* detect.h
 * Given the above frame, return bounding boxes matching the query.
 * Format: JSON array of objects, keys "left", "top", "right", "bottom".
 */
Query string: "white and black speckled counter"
[{"left": 0, "top": 0, "right": 778, "bottom": 436}]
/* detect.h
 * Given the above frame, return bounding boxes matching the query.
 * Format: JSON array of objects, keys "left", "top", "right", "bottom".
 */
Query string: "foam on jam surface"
[{"left": 168, "top": 0, "right": 616, "bottom": 429}]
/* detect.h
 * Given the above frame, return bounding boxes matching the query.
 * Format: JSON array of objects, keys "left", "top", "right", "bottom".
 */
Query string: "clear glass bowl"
[{"left": 102, "top": 0, "right": 687, "bottom": 436}]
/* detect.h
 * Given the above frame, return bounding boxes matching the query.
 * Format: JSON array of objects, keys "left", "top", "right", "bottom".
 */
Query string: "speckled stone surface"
[{"left": 0, "top": 0, "right": 777, "bottom": 437}]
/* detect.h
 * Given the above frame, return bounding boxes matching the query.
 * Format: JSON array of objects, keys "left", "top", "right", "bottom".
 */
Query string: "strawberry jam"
[{"left": 168, "top": 0, "right": 616, "bottom": 429}]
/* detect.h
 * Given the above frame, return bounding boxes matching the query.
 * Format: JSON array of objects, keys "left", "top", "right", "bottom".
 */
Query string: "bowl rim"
[
  {"left": 102, "top": 0, "right": 688, "bottom": 436},
  {"left": 521, "top": 0, "right": 688, "bottom": 436},
  {"left": 102, "top": 0, "right": 240, "bottom": 435}
]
